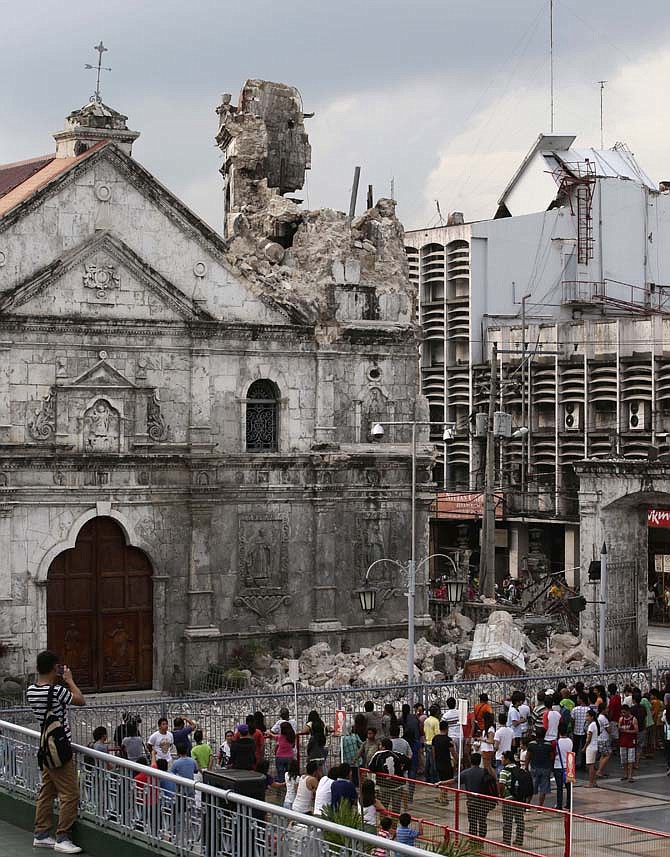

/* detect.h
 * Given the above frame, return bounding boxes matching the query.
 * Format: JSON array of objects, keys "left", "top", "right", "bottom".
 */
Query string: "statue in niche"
[
  {"left": 83, "top": 399, "right": 120, "bottom": 452},
  {"left": 243, "top": 525, "right": 279, "bottom": 588},
  {"left": 363, "top": 519, "right": 386, "bottom": 572}
]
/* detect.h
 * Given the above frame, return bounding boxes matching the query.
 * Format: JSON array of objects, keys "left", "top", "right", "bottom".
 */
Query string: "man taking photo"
[{"left": 27, "top": 650, "right": 85, "bottom": 854}]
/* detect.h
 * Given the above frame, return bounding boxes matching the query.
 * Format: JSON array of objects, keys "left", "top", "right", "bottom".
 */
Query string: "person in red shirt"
[
  {"left": 235, "top": 715, "right": 265, "bottom": 766},
  {"left": 607, "top": 684, "right": 622, "bottom": 749},
  {"left": 618, "top": 705, "right": 639, "bottom": 783},
  {"left": 133, "top": 757, "right": 159, "bottom": 835}
]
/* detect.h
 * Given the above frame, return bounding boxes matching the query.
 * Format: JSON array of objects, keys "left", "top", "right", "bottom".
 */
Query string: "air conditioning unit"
[
  {"left": 628, "top": 400, "right": 649, "bottom": 431},
  {"left": 564, "top": 402, "right": 581, "bottom": 431}
]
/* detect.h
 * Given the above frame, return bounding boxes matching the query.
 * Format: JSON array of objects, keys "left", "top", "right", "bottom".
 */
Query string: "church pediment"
[
  {"left": 0, "top": 231, "right": 214, "bottom": 322},
  {"left": 62, "top": 355, "right": 136, "bottom": 389}
]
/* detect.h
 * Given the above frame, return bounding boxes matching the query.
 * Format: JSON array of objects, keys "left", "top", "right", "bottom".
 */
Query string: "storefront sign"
[
  {"left": 648, "top": 509, "right": 670, "bottom": 527},
  {"left": 434, "top": 491, "right": 504, "bottom": 520}
]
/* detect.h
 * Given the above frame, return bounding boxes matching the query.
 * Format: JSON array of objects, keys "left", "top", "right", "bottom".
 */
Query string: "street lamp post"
[
  {"left": 368, "top": 419, "right": 454, "bottom": 695},
  {"left": 358, "top": 552, "right": 466, "bottom": 698}
]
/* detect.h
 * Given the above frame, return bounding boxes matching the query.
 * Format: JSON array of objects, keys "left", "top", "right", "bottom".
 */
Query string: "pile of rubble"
[{"left": 244, "top": 610, "right": 597, "bottom": 690}]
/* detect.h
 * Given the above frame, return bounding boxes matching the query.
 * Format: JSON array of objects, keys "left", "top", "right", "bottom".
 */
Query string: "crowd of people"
[
  {"left": 88, "top": 677, "right": 670, "bottom": 849},
  {"left": 25, "top": 649, "right": 670, "bottom": 854}
]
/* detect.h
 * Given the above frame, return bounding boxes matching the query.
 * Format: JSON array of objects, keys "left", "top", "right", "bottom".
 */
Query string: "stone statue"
[
  {"left": 83, "top": 399, "right": 119, "bottom": 452},
  {"left": 244, "top": 527, "right": 275, "bottom": 586}
]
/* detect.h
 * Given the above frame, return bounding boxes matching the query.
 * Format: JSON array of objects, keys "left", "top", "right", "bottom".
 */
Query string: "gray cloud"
[{"left": 1, "top": 1, "right": 669, "bottom": 231}]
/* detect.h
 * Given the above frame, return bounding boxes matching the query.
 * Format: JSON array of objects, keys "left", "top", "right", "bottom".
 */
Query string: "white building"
[{"left": 407, "top": 134, "right": 670, "bottom": 591}]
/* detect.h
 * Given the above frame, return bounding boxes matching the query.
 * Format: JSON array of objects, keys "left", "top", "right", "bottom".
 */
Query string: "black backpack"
[
  {"left": 37, "top": 686, "right": 73, "bottom": 771},
  {"left": 509, "top": 766, "right": 534, "bottom": 802}
]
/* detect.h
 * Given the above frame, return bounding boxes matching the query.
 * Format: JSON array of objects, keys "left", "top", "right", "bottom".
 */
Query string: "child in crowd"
[
  {"left": 284, "top": 759, "right": 300, "bottom": 809},
  {"left": 395, "top": 813, "right": 421, "bottom": 846},
  {"left": 373, "top": 816, "right": 394, "bottom": 857}
]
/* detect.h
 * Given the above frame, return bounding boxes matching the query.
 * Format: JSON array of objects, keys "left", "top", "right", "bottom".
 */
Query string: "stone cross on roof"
[{"left": 84, "top": 41, "right": 111, "bottom": 103}]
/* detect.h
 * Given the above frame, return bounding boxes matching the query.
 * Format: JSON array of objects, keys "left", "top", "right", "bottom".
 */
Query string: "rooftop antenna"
[
  {"left": 85, "top": 41, "right": 111, "bottom": 103},
  {"left": 598, "top": 80, "right": 607, "bottom": 149},
  {"left": 549, "top": 0, "right": 555, "bottom": 132},
  {"left": 435, "top": 200, "right": 445, "bottom": 226}
]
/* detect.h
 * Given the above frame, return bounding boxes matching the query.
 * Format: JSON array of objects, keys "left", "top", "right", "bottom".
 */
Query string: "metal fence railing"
[
  {"left": 0, "top": 719, "right": 534, "bottom": 857},
  {"left": 360, "top": 770, "right": 670, "bottom": 857},
  {"left": 2, "top": 666, "right": 652, "bottom": 752}
]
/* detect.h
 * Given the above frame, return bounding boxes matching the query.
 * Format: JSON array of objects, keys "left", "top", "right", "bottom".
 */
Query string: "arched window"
[{"left": 246, "top": 380, "right": 279, "bottom": 452}]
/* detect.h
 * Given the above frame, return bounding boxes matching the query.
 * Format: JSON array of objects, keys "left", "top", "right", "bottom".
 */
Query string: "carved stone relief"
[
  {"left": 235, "top": 511, "right": 291, "bottom": 622},
  {"left": 355, "top": 514, "right": 396, "bottom": 581},
  {"left": 83, "top": 263, "right": 120, "bottom": 299},
  {"left": 83, "top": 399, "right": 120, "bottom": 452},
  {"left": 147, "top": 390, "right": 169, "bottom": 441},
  {"left": 27, "top": 389, "right": 56, "bottom": 441}
]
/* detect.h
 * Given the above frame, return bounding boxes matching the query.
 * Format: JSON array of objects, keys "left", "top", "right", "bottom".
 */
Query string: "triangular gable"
[
  {"left": 0, "top": 230, "right": 215, "bottom": 321},
  {"left": 0, "top": 143, "right": 310, "bottom": 325},
  {"left": 63, "top": 357, "right": 136, "bottom": 389}
]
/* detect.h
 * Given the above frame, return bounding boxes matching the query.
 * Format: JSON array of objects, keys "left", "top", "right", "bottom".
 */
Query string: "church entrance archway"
[{"left": 47, "top": 517, "right": 153, "bottom": 692}]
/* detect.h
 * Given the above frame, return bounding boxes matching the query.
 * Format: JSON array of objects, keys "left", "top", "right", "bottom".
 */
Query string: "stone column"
[
  {"left": 0, "top": 505, "right": 11, "bottom": 600},
  {"left": 564, "top": 526, "right": 580, "bottom": 588},
  {"left": 0, "top": 341, "right": 10, "bottom": 443},
  {"left": 314, "top": 353, "right": 337, "bottom": 446},
  {"left": 309, "top": 501, "right": 341, "bottom": 633},
  {"left": 508, "top": 524, "right": 528, "bottom": 580},
  {"left": 189, "top": 341, "right": 212, "bottom": 452},
  {"left": 184, "top": 504, "right": 220, "bottom": 674}
]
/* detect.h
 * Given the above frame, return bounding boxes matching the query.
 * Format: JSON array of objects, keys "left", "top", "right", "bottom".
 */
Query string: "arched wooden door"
[{"left": 47, "top": 517, "right": 153, "bottom": 692}]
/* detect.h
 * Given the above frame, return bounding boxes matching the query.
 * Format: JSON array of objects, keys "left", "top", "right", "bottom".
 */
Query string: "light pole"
[
  {"left": 369, "top": 418, "right": 455, "bottom": 675},
  {"left": 357, "top": 552, "right": 466, "bottom": 697}
]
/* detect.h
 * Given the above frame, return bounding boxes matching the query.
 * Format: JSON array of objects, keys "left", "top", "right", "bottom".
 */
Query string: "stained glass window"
[{"left": 246, "top": 380, "right": 278, "bottom": 452}]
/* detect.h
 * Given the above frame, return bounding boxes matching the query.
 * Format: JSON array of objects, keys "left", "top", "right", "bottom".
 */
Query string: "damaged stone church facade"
[{"left": 0, "top": 81, "right": 430, "bottom": 692}]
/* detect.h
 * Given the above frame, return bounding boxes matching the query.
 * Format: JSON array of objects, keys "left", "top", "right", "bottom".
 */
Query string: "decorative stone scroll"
[
  {"left": 27, "top": 388, "right": 56, "bottom": 441},
  {"left": 147, "top": 390, "right": 169, "bottom": 441}
]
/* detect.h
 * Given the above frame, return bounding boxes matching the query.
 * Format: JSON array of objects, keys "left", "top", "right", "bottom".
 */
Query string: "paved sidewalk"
[{"left": 0, "top": 820, "right": 44, "bottom": 857}]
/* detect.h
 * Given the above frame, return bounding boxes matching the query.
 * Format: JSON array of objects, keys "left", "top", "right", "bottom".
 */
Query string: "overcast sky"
[{"left": 1, "top": 1, "right": 669, "bottom": 232}]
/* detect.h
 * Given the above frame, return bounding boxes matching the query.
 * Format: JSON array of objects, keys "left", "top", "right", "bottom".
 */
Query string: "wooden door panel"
[
  {"left": 127, "top": 576, "right": 152, "bottom": 608},
  {"left": 47, "top": 615, "right": 96, "bottom": 691},
  {"left": 48, "top": 516, "right": 153, "bottom": 692},
  {"left": 100, "top": 577, "right": 125, "bottom": 610},
  {"left": 100, "top": 613, "right": 137, "bottom": 688}
]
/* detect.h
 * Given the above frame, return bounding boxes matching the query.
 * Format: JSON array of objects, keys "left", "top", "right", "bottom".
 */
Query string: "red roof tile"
[
  {"left": 0, "top": 154, "right": 55, "bottom": 199},
  {"left": 0, "top": 141, "right": 108, "bottom": 217}
]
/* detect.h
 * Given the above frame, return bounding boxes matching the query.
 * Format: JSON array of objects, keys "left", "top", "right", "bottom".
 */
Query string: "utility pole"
[
  {"left": 598, "top": 81, "right": 607, "bottom": 149},
  {"left": 482, "top": 342, "right": 498, "bottom": 598},
  {"left": 549, "top": 0, "right": 555, "bottom": 132},
  {"left": 520, "top": 295, "right": 530, "bottom": 494},
  {"left": 599, "top": 542, "right": 607, "bottom": 671}
]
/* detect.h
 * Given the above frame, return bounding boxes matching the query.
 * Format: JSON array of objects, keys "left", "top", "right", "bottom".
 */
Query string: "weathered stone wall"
[
  {"left": 0, "top": 89, "right": 429, "bottom": 689},
  {"left": 575, "top": 460, "right": 670, "bottom": 667}
]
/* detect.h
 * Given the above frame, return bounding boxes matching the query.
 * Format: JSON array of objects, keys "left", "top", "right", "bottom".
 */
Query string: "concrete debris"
[
  {"left": 238, "top": 610, "right": 595, "bottom": 690},
  {"left": 215, "top": 81, "right": 414, "bottom": 327}
]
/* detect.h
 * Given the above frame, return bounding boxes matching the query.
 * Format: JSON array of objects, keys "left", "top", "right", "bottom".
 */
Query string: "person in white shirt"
[
  {"left": 506, "top": 693, "right": 523, "bottom": 746},
  {"left": 553, "top": 724, "right": 573, "bottom": 810},
  {"left": 595, "top": 703, "right": 612, "bottom": 779},
  {"left": 494, "top": 712, "right": 514, "bottom": 775},
  {"left": 584, "top": 710, "right": 599, "bottom": 787},
  {"left": 270, "top": 707, "right": 298, "bottom": 735},
  {"left": 545, "top": 693, "right": 562, "bottom": 741},
  {"left": 441, "top": 697, "right": 463, "bottom": 764},
  {"left": 518, "top": 697, "right": 532, "bottom": 739},
  {"left": 313, "top": 766, "right": 336, "bottom": 816},
  {"left": 147, "top": 717, "right": 174, "bottom": 764}
]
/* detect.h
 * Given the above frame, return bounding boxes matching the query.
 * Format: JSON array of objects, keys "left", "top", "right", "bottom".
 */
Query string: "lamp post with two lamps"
[
  {"left": 363, "top": 417, "right": 458, "bottom": 698},
  {"left": 357, "top": 553, "right": 468, "bottom": 698}
]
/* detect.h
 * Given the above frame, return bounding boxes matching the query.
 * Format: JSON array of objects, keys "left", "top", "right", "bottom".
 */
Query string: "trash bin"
[{"left": 201, "top": 769, "right": 267, "bottom": 856}]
